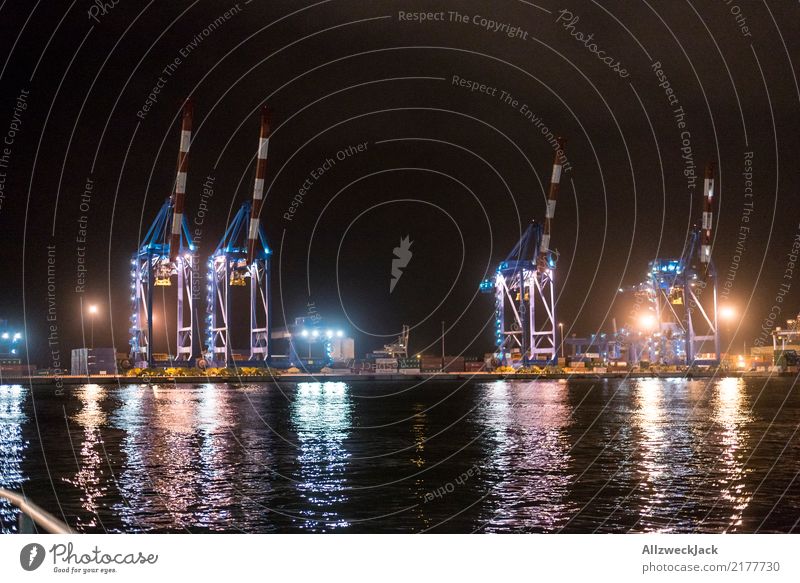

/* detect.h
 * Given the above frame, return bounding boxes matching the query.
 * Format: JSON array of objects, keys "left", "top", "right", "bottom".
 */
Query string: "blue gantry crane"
[
  {"left": 481, "top": 139, "right": 566, "bottom": 366},
  {"left": 204, "top": 107, "right": 272, "bottom": 367},
  {"left": 636, "top": 161, "right": 720, "bottom": 366},
  {"left": 130, "top": 100, "right": 196, "bottom": 367}
]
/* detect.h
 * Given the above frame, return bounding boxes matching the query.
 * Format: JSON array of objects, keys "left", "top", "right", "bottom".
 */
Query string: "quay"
[{"left": 0, "top": 370, "right": 793, "bottom": 386}]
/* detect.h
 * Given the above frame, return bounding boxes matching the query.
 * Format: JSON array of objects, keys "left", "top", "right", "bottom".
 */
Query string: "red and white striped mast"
[
  {"left": 169, "top": 99, "right": 193, "bottom": 262},
  {"left": 700, "top": 160, "right": 714, "bottom": 266},
  {"left": 538, "top": 137, "right": 566, "bottom": 272},
  {"left": 247, "top": 106, "right": 270, "bottom": 264}
]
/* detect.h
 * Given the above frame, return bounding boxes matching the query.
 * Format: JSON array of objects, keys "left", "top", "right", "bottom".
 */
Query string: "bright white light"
[
  {"left": 13, "top": 333, "right": 21, "bottom": 340},
  {"left": 336, "top": 330, "right": 344, "bottom": 338},
  {"left": 312, "top": 330, "right": 319, "bottom": 338},
  {"left": 300, "top": 329, "right": 309, "bottom": 338},
  {"left": 325, "top": 330, "right": 333, "bottom": 338},
  {"left": 1, "top": 333, "right": 8, "bottom": 339},
  {"left": 639, "top": 314, "right": 656, "bottom": 329},
  {"left": 88, "top": 305, "right": 98, "bottom": 315},
  {"left": 720, "top": 305, "right": 736, "bottom": 321}
]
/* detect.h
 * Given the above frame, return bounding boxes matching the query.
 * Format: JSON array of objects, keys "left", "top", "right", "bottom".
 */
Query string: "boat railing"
[{"left": 0, "top": 488, "right": 73, "bottom": 534}]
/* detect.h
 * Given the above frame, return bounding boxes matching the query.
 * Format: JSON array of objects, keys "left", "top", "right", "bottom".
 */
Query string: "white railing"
[{"left": 0, "top": 488, "right": 73, "bottom": 534}]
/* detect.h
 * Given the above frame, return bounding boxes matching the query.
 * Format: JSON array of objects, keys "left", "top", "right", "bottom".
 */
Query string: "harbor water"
[{"left": 1, "top": 377, "right": 798, "bottom": 533}]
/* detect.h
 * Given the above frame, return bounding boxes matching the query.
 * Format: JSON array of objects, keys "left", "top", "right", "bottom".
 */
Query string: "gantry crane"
[
  {"left": 481, "top": 139, "right": 566, "bottom": 366},
  {"left": 205, "top": 106, "right": 272, "bottom": 367},
  {"left": 639, "top": 161, "right": 720, "bottom": 365},
  {"left": 130, "top": 100, "right": 196, "bottom": 367}
]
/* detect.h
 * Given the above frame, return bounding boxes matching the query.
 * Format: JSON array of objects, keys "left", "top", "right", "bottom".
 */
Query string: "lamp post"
[
  {"left": 441, "top": 321, "right": 445, "bottom": 373},
  {"left": 88, "top": 304, "right": 98, "bottom": 349},
  {"left": 558, "top": 322, "right": 564, "bottom": 359}
]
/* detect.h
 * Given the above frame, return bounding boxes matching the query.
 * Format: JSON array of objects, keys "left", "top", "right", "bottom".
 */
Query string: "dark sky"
[{"left": 1, "top": 0, "right": 798, "bottom": 365}]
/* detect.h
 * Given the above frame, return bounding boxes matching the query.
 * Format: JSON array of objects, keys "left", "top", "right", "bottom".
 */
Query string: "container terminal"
[{"left": 0, "top": 103, "right": 794, "bottom": 384}]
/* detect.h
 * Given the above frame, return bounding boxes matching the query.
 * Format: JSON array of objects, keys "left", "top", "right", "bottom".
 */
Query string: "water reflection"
[
  {"left": 112, "top": 384, "right": 239, "bottom": 532},
  {"left": 630, "top": 378, "right": 753, "bottom": 532},
  {"left": 408, "top": 401, "right": 431, "bottom": 529},
  {"left": 710, "top": 377, "right": 752, "bottom": 531},
  {"left": 5, "top": 379, "right": 797, "bottom": 533},
  {"left": 63, "top": 384, "right": 110, "bottom": 529},
  {"left": 631, "top": 378, "right": 672, "bottom": 531},
  {"left": 0, "top": 385, "right": 27, "bottom": 533},
  {"left": 478, "top": 380, "right": 575, "bottom": 532},
  {"left": 290, "top": 382, "right": 352, "bottom": 530}
]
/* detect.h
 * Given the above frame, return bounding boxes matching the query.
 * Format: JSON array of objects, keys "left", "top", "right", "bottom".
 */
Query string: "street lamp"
[
  {"left": 441, "top": 321, "right": 445, "bottom": 372},
  {"left": 639, "top": 313, "right": 656, "bottom": 330},
  {"left": 88, "top": 304, "right": 98, "bottom": 349},
  {"left": 558, "top": 322, "right": 564, "bottom": 358}
]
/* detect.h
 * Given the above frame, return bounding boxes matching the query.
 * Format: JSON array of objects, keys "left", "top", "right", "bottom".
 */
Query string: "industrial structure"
[
  {"left": 130, "top": 100, "right": 197, "bottom": 367},
  {"left": 270, "top": 317, "right": 351, "bottom": 371},
  {"left": 0, "top": 321, "right": 31, "bottom": 375},
  {"left": 628, "top": 161, "right": 721, "bottom": 366},
  {"left": 481, "top": 139, "right": 565, "bottom": 367},
  {"left": 205, "top": 106, "right": 272, "bottom": 367},
  {"left": 119, "top": 101, "right": 732, "bottom": 374},
  {"left": 373, "top": 325, "right": 410, "bottom": 359}
]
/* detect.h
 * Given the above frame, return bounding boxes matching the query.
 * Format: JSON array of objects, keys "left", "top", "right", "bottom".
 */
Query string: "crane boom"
[
  {"left": 538, "top": 137, "right": 566, "bottom": 272},
  {"left": 700, "top": 160, "right": 714, "bottom": 265},
  {"left": 169, "top": 99, "right": 193, "bottom": 262},
  {"left": 248, "top": 106, "right": 271, "bottom": 264}
]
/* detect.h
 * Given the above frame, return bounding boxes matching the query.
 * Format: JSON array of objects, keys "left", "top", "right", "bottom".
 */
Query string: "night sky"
[{"left": 1, "top": 0, "right": 798, "bottom": 365}]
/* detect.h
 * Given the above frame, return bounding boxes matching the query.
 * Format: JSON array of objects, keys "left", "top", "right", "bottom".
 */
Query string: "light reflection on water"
[
  {"left": 477, "top": 380, "right": 576, "bottom": 532},
  {"left": 408, "top": 400, "right": 431, "bottom": 529},
  {"left": 291, "top": 382, "right": 352, "bottom": 531},
  {"left": 2, "top": 378, "right": 799, "bottom": 533},
  {"left": 111, "top": 384, "right": 241, "bottom": 532},
  {"left": 708, "top": 377, "right": 752, "bottom": 532},
  {"left": 0, "top": 385, "right": 27, "bottom": 533},
  {"left": 62, "top": 384, "right": 109, "bottom": 530},
  {"left": 629, "top": 378, "right": 753, "bottom": 533},
  {"left": 632, "top": 378, "right": 678, "bottom": 532}
]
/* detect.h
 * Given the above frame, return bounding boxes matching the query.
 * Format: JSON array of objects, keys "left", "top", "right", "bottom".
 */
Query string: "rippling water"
[{"left": 1, "top": 378, "right": 799, "bottom": 533}]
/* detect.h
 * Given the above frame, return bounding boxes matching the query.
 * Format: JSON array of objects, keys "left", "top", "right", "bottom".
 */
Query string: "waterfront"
[{"left": 1, "top": 378, "right": 798, "bottom": 533}]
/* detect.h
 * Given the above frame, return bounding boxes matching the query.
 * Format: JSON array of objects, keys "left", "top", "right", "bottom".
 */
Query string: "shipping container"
[
  {"left": 71, "top": 348, "right": 118, "bottom": 375},
  {"left": 375, "top": 358, "right": 398, "bottom": 373}
]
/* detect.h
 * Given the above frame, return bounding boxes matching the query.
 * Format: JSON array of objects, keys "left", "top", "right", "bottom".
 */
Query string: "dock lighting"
[
  {"left": 720, "top": 305, "right": 736, "bottom": 321},
  {"left": 336, "top": 330, "right": 344, "bottom": 338},
  {"left": 639, "top": 314, "right": 656, "bottom": 330},
  {"left": 13, "top": 333, "right": 21, "bottom": 341},
  {"left": 312, "top": 330, "right": 319, "bottom": 338},
  {"left": 1, "top": 333, "right": 8, "bottom": 339},
  {"left": 301, "top": 329, "right": 309, "bottom": 338},
  {"left": 326, "top": 330, "right": 333, "bottom": 338}
]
